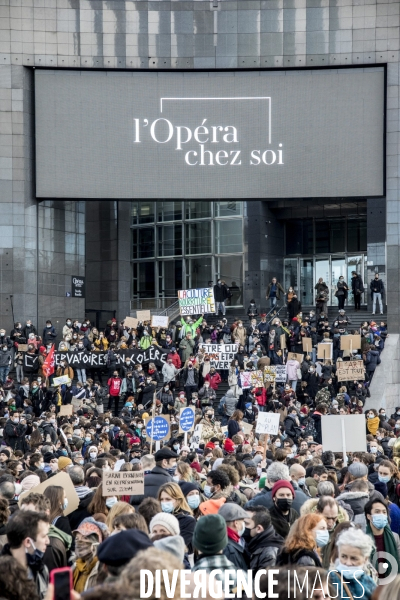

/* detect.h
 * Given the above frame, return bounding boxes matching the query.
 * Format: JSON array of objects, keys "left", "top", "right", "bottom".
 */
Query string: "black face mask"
[
  {"left": 276, "top": 498, "right": 293, "bottom": 512},
  {"left": 242, "top": 527, "right": 253, "bottom": 544}
]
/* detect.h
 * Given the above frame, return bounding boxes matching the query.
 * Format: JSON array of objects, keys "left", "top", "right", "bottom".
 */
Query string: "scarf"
[
  {"left": 74, "top": 485, "right": 92, "bottom": 499},
  {"left": 73, "top": 556, "right": 98, "bottom": 594},
  {"left": 367, "top": 416, "right": 380, "bottom": 436},
  {"left": 227, "top": 526, "right": 240, "bottom": 544},
  {"left": 366, "top": 523, "right": 400, "bottom": 577}
]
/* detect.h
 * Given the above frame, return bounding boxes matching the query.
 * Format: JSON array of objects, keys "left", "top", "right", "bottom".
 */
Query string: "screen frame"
[{"left": 32, "top": 64, "right": 387, "bottom": 201}]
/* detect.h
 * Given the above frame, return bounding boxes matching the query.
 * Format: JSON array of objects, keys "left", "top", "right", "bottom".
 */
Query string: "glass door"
[
  {"left": 346, "top": 255, "right": 366, "bottom": 306},
  {"left": 284, "top": 258, "right": 298, "bottom": 293},
  {"left": 300, "top": 259, "right": 314, "bottom": 305},
  {"left": 331, "top": 257, "right": 347, "bottom": 306}
]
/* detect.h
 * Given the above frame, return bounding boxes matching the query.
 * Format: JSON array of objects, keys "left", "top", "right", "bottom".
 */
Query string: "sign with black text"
[
  {"left": 199, "top": 343, "right": 238, "bottom": 369},
  {"left": 72, "top": 276, "right": 85, "bottom": 299}
]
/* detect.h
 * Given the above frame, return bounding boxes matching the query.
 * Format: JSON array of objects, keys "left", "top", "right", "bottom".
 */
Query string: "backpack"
[{"left": 218, "top": 398, "right": 226, "bottom": 416}]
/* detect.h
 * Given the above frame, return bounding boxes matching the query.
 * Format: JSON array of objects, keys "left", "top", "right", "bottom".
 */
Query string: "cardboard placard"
[
  {"left": 242, "top": 422, "right": 253, "bottom": 436},
  {"left": 59, "top": 404, "right": 74, "bottom": 416},
  {"left": 18, "top": 471, "right": 79, "bottom": 516},
  {"left": 302, "top": 338, "right": 313, "bottom": 352},
  {"left": 287, "top": 352, "right": 303, "bottom": 364},
  {"left": 53, "top": 375, "right": 71, "bottom": 386},
  {"left": 151, "top": 315, "right": 169, "bottom": 328},
  {"left": 340, "top": 335, "right": 362, "bottom": 350},
  {"left": 103, "top": 471, "right": 145, "bottom": 497},
  {"left": 124, "top": 316, "right": 138, "bottom": 329},
  {"left": 190, "top": 423, "right": 203, "bottom": 449},
  {"left": 317, "top": 343, "right": 333, "bottom": 360},
  {"left": 71, "top": 397, "right": 83, "bottom": 411},
  {"left": 321, "top": 415, "right": 367, "bottom": 452},
  {"left": 256, "top": 412, "right": 280, "bottom": 436},
  {"left": 280, "top": 334, "right": 286, "bottom": 350},
  {"left": 336, "top": 360, "right": 365, "bottom": 382},
  {"left": 17, "top": 344, "right": 28, "bottom": 352},
  {"left": 136, "top": 310, "right": 151, "bottom": 322}
]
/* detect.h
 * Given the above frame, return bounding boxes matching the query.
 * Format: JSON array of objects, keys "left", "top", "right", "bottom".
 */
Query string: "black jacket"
[
  {"left": 352, "top": 275, "right": 364, "bottom": 294},
  {"left": 311, "top": 412, "right": 322, "bottom": 444},
  {"left": 4, "top": 420, "right": 28, "bottom": 451},
  {"left": 175, "top": 511, "right": 196, "bottom": 554},
  {"left": 129, "top": 465, "right": 173, "bottom": 508},
  {"left": 277, "top": 547, "right": 322, "bottom": 567},
  {"left": 370, "top": 278, "right": 384, "bottom": 295},
  {"left": 214, "top": 283, "right": 230, "bottom": 302},
  {"left": 223, "top": 538, "right": 250, "bottom": 571},
  {"left": 247, "top": 525, "right": 284, "bottom": 573},
  {"left": 67, "top": 491, "right": 94, "bottom": 531},
  {"left": 366, "top": 349, "right": 381, "bottom": 371},
  {"left": 269, "top": 505, "right": 299, "bottom": 539}
]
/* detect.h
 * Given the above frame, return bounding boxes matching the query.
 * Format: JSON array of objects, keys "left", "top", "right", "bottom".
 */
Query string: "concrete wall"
[
  {"left": 0, "top": 0, "right": 398, "bottom": 331},
  {"left": 365, "top": 334, "right": 400, "bottom": 413}
]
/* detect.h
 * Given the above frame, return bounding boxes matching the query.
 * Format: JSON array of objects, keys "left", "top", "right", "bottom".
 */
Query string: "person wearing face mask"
[
  {"left": 366, "top": 409, "right": 380, "bottom": 436},
  {"left": 365, "top": 497, "right": 400, "bottom": 578},
  {"left": 157, "top": 482, "right": 196, "bottom": 554},
  {"left": 0, "top": 342, "right": 12, "bottom": 384},
  {"left": 334, "top": 276, "right": 348, "bottom": 310},
  {"left": 3, "top": 412, "right": 28, "bottom": 452},
  {"left": 178, "top": 481, "right": 203, "bottom": 517},
  {"left": 217, "top": 503, "right": 250, "bottom": 570},
  {"left": 2, "top": 509, "right": 50, "bottom": 599},
  {"left": 329, "top": 528, "right": 377, "bottom": 599},
  {"left": 370, "top": 272, "right": 385, "bottom": 315},
  {"left": 106, "top": 371, "right": 122, "bottom": 416},
  {"left": 276, "top": 513, "right": 328, "bottom": 567},
  {"left": 42, "top": 320, "right": 57, "bottom": 345},
  {"left": 40, "top": 412, "right": 58, "bottom": 445},
  {"left": 269, "top": 480, "right": 299, "bottom": 539},
  {"left": 72, "top": 518, "right": 107, "bottom": 593},
  {"left": 62, "top": 318, "right": 74, "bottom": 338},
  {"left": 243, "top": 506, "right": 284, "bottom": 571},
  {"left": 376, "top": 460, "right": 400, "bottom": 507}
]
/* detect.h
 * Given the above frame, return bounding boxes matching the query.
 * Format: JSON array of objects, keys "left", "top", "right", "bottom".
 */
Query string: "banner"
[
  {"left": 54, "top": 345, "right": 170, "bottom": 369},
  {"left": 103, "top": 471, "right": 144, "bottom": 497},
  {"left": 178, "top": 287, "right": 216, "bottom": 316},
  {"left": 199, "top": 343, "right": 238, "bottom": 369},
  {"left": 23, "top": 354, "right": 39, "bottom": 373},
  {"left": 336, "top": 360, "right": 365, "bottom": 382},
  {"left": 263, "top": 366, "right": 276, "bottom": 382}
]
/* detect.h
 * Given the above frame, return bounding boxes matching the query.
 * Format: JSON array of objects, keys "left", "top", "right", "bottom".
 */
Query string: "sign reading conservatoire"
[
  {"left": 35, "top": 69, "right": 384, "bottom": 199},
  {"left": 54, "top": 346, "right": 170, "bottom": 369},
  {"left": 72, "top": 276, "right": 85, "bottom": 298},
  {"left": 198, "top": 343, "right": 238, "bottom": 369},
  {"left": 178, "top": 288, "right": 216, "bottom": 315}
]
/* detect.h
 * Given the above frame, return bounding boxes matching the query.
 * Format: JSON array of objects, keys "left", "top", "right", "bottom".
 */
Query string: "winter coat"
[
  {"left": 311, "top": 412, "right": 322, "bottom": 444},
  {"left": 335, "top": 281, "right": 348, "bottom": 299},
  {"left": 67, "top": 491, "right": 94, "bottom": 531},
  {"left": 144, "top": 466, "right": 174, "bottom": 499},
  {"left": 366, "top": 349, "right": 381, "bottom": 372},
  {"left": 162, "top": 362, "right": 178, "bottom": 383},
  {"left": 179, "top": 338, "right": 195, "bottom": 363},
  {"left": 286, "top": 359, "right": 300, "bottom": 381},
  {"left": 205, "top": 371, "right": 221, "bottom": 390},
  {"left": 337, "top": 490, "right": 369, "bottom": 530},
  {"left": 232, "top": 326, "right": 246, "bottom": 346},
  {"left": 220, "top": 390, "right": 238, "bottom": 417},
  {"left": 284, "top": 414, "right": 301, "bottom": 441},
  {"left": 223, "top": 538, "right": 250, "bottom": 570},
  {"left": 247, "top": 526, "right": 284, "bottom": 572},
  {"left": 288, "top": 298, "right": 301, "bottom": 321},
  {"left": 370, "top": 277, "right": 384, "bottom": 296},
  {"left": 228, "top": 419, "right": 241, "bottom": 438},
  {"left": 4, "top": 420, "right": 28, "bottom": 451},
  {"left": 214, "top": 283, "right": 230, "bottom": 302},
  {"left": 266, "top": 282, "right": 285, "bottom": 300},
  {"left": 42, "top": 326, "right": 57, "bottom": 344},
  {"left": 352, "top": 275, "right": 365, "bottom": 295},
  {"left": 174, "top": 511, "right": 196, "bottom": 554},
  {"left": 269, "top": 505, "right": 299, "bottom": 539}
]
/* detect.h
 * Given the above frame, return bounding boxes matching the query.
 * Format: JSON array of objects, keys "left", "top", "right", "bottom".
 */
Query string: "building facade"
[{"left": 0, "top": 0, "right": 396, "bottom": 331}]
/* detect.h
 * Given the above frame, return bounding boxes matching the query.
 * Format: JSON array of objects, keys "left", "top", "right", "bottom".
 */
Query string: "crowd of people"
[{"left": 0, "top": 276, "right": 396, "bottom": 600}]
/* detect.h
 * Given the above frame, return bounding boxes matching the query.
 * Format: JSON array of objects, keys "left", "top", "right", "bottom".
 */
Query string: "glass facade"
[{"left": 131, "top": 201, "right": 244, "bottom": 305}]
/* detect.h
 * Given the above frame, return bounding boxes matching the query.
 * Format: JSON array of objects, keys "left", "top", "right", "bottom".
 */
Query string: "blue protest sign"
[
  {"left": 146, "top": 416, "right": 170, "bottom": 441},
  {"left": 179, "top": 407, "right": 195, "bottom": 433}
]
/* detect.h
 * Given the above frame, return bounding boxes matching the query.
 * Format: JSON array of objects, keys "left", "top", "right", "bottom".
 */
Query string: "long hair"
[
  {"left": 157, "top": 482, "right": 193, "bottom": 515},
  {"left": 105, "top": 501, "right": 134, "bottom": 530},
  {"left": 230, "top": 410, "right": 243, "bottom": 423},
  {"left": 283, "top": 513, "right": 323, "bottom": 554},
  {"left": 43, "top": 486, "right": 64, "bottom": 523},
  {"left": 88, "top": 484, "right": 108, "bottom": 516}
]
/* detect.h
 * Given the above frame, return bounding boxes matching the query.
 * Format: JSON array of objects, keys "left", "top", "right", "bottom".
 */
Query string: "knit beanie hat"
[
  {"left": 154, "top": 535, "right": 185, "bottom": 564},
  {"left": 21, "top": 474, "right": 40, "bottom": 492},
  {"left": 149, "top": 513, "right": 180, "bottom": 537},
  {"left": 179, "top": 481, "right": 200, "bottom": 497},
  {"left": 58, "top": 456, "right": 72, "bottom": 470},
  {"left": 271, "top": 479, "right": 295, "bottom": 498},
  {"left": 193, "top": 514, "right": 227, "bottom": 555},
  {"left": 0, "top": 448, "right": 10, "bottom": 459},
  {"left": 199, "top": 497, "right": 226, "bottom": 516},
  {"left": 224, "top": 438, "right": 235, "bottom": 453},
  {"left": 258, "top": 475, "right": 267, "bottom": 489}
]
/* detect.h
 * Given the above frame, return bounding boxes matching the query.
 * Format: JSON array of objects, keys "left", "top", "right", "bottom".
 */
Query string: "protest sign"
[
  {"left": 199, "top": 343, "right": 238, "bottom": 370},
  {"left": 256, "top": 412, "right": 280, "bottom": 436},
  {"left": 263, "top": 366, "right": 276, "bottom": 382},
  {"left": 103, "top": 471, "right": 144, "bottom": 497},
  {"left": 220, "top": 426, "right": 228, "bottom": 435},
  {"left": 275, "top": 364, "right": 287, "bottom": 383},
  {"left": 317, "top": 343, "right": 333, "bottom": 360},
  {"left": 302, "top": 338, "right": 313, "bottom": 353},
  {"left": 287, "top": 352, "right": 303, "bottom": 363},
  {"left": 54, "top": 345, "right": 170, "bottom": 370},
  {"left": 136, "top": 310, "right": 151, "bottom": 322},
  {"left": 151, "top": 315, "right": 169, "bottom": 328},
  {"left": 23, "top": 354, "right": 39, "bottom": 373},
  {"left": 17, "top": 344, "right": 28, "bottom": 352},
  {"left": 59, "top": 404, "right": 73, "bottom": 417},
  {"left": 251, "top": 370, "right": 264, "bottom": 387},
  {"left": 340, "top": 335, "right": 362, "bottom": 350},
  {"left": 179, "top": 407, "right": 195, "bottom": 433},
  {"left": 240, "top": 372, "right": 252, "bottom": 388},
  {"left": 178, "top": 287, "right": 216, "bottom": 316},
  {"left": 336, "top": 360, "right": 365, "bottom": 382},
  {"left": 146, "top": 415, "right": 170, "bottom": 441},
  {"left": 124, "top": 316, "right": 138, "bottom": 329},
  {"left": 242, "top": 422, "right": 254, "bottom": 437},
  {"left": 321, "top": 415, "right": 366, "bottom": 453},
  {"left": 280, "top": 334, "right": 286, "bottom": 349},
  {"left": 190, "top": 424, "right": 203, "bottom": 449},
  {"left": 71, "top": 397, "right": 83, "bottom": 411},
  {"left": 53, "top": 375, "right": 71, "bottom": 386},
  {"left": 18, "top": 472, "right": 79, "bottom": 516}
]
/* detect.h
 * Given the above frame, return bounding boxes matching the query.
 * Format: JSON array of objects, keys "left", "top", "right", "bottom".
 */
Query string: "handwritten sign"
[
  {"left": 250, "top": 370, "right": 264, "bottom": 387},
  {"left": 242, "top": 422, "right": 253, "bottom": 436},
  {"left": 151, "top": 315, "right": 169, "bottom": 328},
  {"left": 178, "top": 287, "right": 216, "bottom": 316},
  {"left": 146, "top": 416, "right": 170, "bottom": 441},
  {"left": 17, "top": 344, "right": 28, "bottom": 352},
  {"left": 103, "top": 471, "right": 144, "bottom": 497},
  {"left": 190, "top": 423, "right": 203, "bottom": 449},
  {"left": 263, "top": 366, "right": 276, "bottom": 382},
  {"left": 136, "top": 310, "right": 151, "bottom": 322},
  {"left": 59, "top": 404, "right": 73, "bottom": 416},
  {"left": 179, "top": 406, "right": 195, "bottom": 433},
  {"left": 275, "top": 365, "right": 287, "bottom": 383},
  {"left": 240, "top": 372, "right": 252, "bottom": 388},
  {"left": 336, "top": 360, "right": 365, "bottom": 382},
  {"left": 256, "top": 412, "right": 280, "bottom": 435},
  {"left": 199, "top": 343, "right": 238, "bottom": 370},
  {"left": 71, "top": 397, "right": 83, "bottom": 411},
  {"left": 53, "top": 375, "right": 71, "bottom": 386}
]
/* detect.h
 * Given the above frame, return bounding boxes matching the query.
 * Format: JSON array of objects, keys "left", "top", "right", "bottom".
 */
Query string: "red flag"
[{"left": 42, "top": 344, "right": 55, "bottom": 378}]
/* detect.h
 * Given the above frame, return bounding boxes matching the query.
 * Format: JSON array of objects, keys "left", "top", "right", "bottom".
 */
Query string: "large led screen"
[{"left": 35, "top": 68, "right": 385, "bottom": 199}]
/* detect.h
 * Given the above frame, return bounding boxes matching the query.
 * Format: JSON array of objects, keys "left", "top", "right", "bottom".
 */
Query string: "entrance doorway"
[{"left": 284, "top": 254, "right": 367, "bottom": 307}]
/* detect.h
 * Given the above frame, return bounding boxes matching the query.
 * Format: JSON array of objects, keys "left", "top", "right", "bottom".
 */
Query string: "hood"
[
  {"left": 226, "top": 390, "right": 234, "bottom": 397},
  {"left": 49, "top": 524, "right": 73, "bottom": 550},
  {"left": 337, "top": 491, "right": 369, "bottom": 501},
  {"left": 299, "top": 497, "right": 318, "bottom": 516}
]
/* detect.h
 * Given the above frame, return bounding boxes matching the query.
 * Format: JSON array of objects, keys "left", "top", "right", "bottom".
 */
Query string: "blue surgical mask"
[
  {"left": 316, "top": 530, "right": 330, "bottom": 548},
  {"left": 161, "top": 501, "right": 174, "bottom": 513},
  {"left": 187, "top": 495, "right": 200, "bottom": 510},
  {"left": 371, "top": 514, "right": 388, "bottom": 530},
  {"left": 237, "top": 522, "right": 246, "bottom": 537},
  {"left": 106, "top": 497, "right": 118, "bottom": 509},
  {"left": 298, "top": 477, "right": 306, "bottom": 486},
  {"left": 203, "top": 485, "right": 213, "bottom": 498},
  {"left": 378, "top": 475, "right": 391, "bottom": 484},
  {"left": 336, "top": 562, "right": 364, "bottom": 580},
  {"left": 85, "top": 436, "right": 91, "bottom": 443},
  {"left": 63, "top": 499, "right": 68, "bottom": 511},
  {"left": 167, "top": 466, "right": 177, "bottom": 476}
]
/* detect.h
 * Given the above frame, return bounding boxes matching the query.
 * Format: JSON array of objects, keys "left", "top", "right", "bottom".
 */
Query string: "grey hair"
[
  {"left": 141, "top": 454, "right": 155, "bottom": 471},
  {"left": 317, "top": 481, "right": 335, "bottom": 496},
  {"left": 267, "top": 462, "right": 290, "bottom": 484},
  {"left": 68, "top": 465, "right": 85, "bottom": 486},
  {"left": 336, "top": 528, "right": 374, "bottom": 558}
]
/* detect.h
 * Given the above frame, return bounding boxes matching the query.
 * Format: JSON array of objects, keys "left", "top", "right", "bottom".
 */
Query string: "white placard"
[
  {"left": 151, "top": 315, "right": 169, "bottom": 328},
  {"left": 53, "top": 375, "right": 71, "bottom": 386},
  {"left": 255, "top": 412, "right": 280, "bottom": 435},
  {"left": 321, "top": 415, "right": 367, "bottom": 452},
  {"left": 199, "top": 343, "right": 239, "bottom": 370},
  {"left": 275, "top": 365, "right": 287, "bottom": 383},
  {"left": 190, "top": 424, "right": 203, "bottom": 449}
]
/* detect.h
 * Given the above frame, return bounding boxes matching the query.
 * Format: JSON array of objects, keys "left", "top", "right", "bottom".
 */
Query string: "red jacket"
[
  {"left": 253, "top": 386, "right": 266, "bottom": 406},
  {"left": 108, "top": 377, "right": 122, "bottom": 396},
  {"left": 170, "top": 352, "right": 181, "bottom": 369},
  {"left": 205, "top": 372, "right": 221, "bottom": 390}
]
